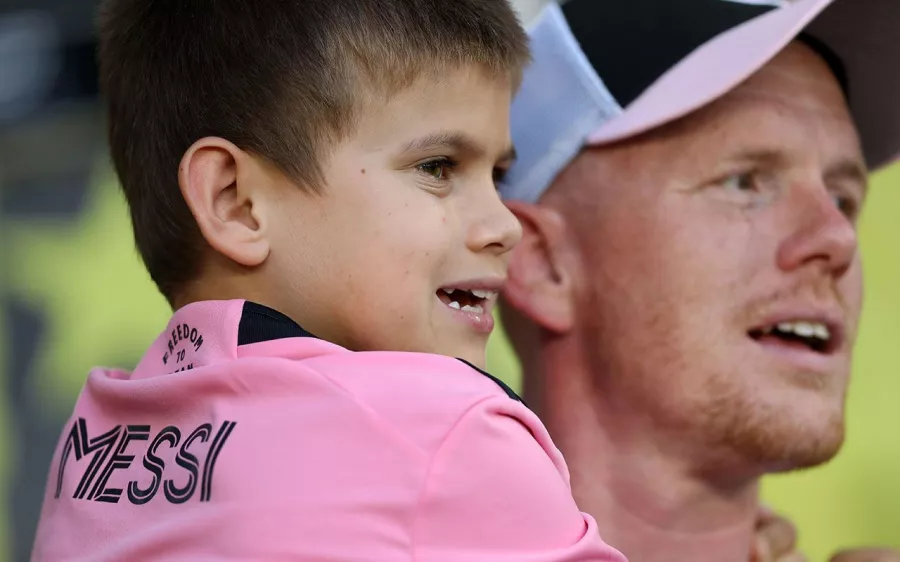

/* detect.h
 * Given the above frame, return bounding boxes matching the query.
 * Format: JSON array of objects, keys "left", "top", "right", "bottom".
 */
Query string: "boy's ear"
[
  {"left": 179, "top": 137, "right": 270, "bottom": 267},
  {"left": 502, "top": 201, "right": 577, "bottom": 334}
]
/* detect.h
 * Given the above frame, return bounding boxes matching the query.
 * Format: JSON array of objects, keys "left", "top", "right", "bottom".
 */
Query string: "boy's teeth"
[
  {"left": 470, "top": 289, "right": 495, "bottom": 299},
  {"left": 443, "top": 288, "right": 496, "bottom": 299},
  {"left": 448, "top": 301, "right": 461, "bottom": 310},
  {"left": 461, "top": 304, "right": 484, "bottom": 313}
]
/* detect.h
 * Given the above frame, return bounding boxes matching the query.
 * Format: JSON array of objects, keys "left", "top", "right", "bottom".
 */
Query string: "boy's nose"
[{"left": 467, "top": 191, "right": 523, "bottom": 255}]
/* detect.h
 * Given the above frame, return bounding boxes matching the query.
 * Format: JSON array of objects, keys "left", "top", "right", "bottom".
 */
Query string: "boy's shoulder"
[
  {"left": 301, "top": 350, "right": 524, "bottom": 413},
  {"left": 233, "top": 301, "right": 528, "bottom": 450},
  {"left": 123, "top": 299, "right": 526, "bottom": 447},
  {"left": 298, "top": 348, "right": 527, "bottom": 448}
]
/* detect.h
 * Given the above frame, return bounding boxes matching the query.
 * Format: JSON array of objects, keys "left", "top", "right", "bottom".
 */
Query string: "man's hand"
[
  {"left": 750, "top": 505, "right": 805, "bottom": 562},
  {"left": 830, "top": 549, "right": 900, "bottom": 562}
]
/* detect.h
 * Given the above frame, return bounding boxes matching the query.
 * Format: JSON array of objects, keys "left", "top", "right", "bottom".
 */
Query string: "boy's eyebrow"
[{"left": 402, "top": 131, "right": 517, "bottom": 162}]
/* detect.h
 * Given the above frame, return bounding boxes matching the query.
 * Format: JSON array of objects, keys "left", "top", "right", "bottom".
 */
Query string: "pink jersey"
[{"left": 32, "top": 300, "right": 625, "bottom": 561}]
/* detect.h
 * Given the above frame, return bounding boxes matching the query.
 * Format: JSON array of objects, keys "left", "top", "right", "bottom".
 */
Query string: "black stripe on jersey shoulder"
[
  {"left": 238, "top": 301, "right": 528, "bottom": 408},
  {"left": 238, "top": 301, "right": 317, "bottom": 345},
  {"left": 456, "top": 358, "right": 528, "bottom": 408}
]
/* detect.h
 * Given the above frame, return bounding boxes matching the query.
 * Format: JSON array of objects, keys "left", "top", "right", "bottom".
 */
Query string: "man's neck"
[{"left": 524, "top": 351, "right": 761, "bottom": 562}]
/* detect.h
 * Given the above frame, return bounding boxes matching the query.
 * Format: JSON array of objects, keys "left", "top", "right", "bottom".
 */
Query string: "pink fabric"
[{"left": 32, "top": 300, "right": 626, "bottom": 561}]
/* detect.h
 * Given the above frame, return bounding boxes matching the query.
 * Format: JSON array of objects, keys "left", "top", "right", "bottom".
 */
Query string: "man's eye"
[
  {"left": 833, "top": 194, "right": 859, "bottom": 219},
  {"left": 721, "top": 172, "right": 758, "bottom": 191}
]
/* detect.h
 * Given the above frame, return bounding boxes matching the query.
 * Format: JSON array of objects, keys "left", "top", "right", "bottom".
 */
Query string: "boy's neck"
[{"left": 172, "top": 261, "right": 269, "bottom": 312}]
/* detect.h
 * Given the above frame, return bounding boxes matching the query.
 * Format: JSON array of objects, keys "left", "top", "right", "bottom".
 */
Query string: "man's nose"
[{"left": 776, "top": 183, "right": 858, "bottom": 278}]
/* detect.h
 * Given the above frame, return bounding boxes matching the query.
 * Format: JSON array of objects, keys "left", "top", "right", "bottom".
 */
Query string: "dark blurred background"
[
  {"left": 0, "top": 1, "right": 897, "bottom": 561},
  {"left": 1, "top": 1, "right": 106, "bottom": 559}
]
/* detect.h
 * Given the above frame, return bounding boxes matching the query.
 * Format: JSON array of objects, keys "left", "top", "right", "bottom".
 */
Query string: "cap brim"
[{"left": 585, "top": 0, "right": 900, "bottom": 171}]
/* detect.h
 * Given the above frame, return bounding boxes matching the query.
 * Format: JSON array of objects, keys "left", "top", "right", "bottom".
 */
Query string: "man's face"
[{"left": 563, "top": 41, "right": 866, "bottom": 471}]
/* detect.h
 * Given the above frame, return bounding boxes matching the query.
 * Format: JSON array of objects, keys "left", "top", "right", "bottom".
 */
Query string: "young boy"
[{"left": 32, "top": 0, "right": 626, "bottom": 560}]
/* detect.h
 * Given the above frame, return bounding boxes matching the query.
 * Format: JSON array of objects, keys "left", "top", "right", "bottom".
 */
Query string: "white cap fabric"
[{"left": 501, "top": 0, "right": 900, "bottom": 203}]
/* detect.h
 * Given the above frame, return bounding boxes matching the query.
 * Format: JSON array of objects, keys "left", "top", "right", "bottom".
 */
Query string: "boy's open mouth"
[{"left": 437, "top": 288, "right": 497, "bottom": 314}]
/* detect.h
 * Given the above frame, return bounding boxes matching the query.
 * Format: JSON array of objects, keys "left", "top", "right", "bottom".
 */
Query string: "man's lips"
[{"left": 748, "top": 308, "right": 846, "bottom": 356}]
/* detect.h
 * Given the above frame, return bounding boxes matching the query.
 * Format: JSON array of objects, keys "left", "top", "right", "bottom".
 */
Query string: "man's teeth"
[{"left": 767, "top": 321, "right": 831, "bottom": 341}]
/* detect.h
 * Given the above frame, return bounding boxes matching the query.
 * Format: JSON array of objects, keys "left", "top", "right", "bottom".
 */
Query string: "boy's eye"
[
  {"left": 493, "top": 166, "right": 509, "bottom": 185},
  {"left": 417, "top": 159, "right": 454, "bottom": 180}
]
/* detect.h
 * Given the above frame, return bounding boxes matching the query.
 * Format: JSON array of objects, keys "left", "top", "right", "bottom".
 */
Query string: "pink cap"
[{"left": 501, "top": 0, "right": 900, "bottom": 204}]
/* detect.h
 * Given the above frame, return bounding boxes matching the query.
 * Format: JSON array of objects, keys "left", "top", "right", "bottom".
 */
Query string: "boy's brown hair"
[{"left": 98, "top": 0, "right": 529, "bottom": 304}]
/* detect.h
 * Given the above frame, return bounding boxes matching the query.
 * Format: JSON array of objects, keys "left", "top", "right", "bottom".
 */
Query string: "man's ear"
[
  {"left": 179, "top": 137, "right": 270, "bottom": 267},
  {"left": 503, "top": 200, "right": 577, "bottom": 334}
]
